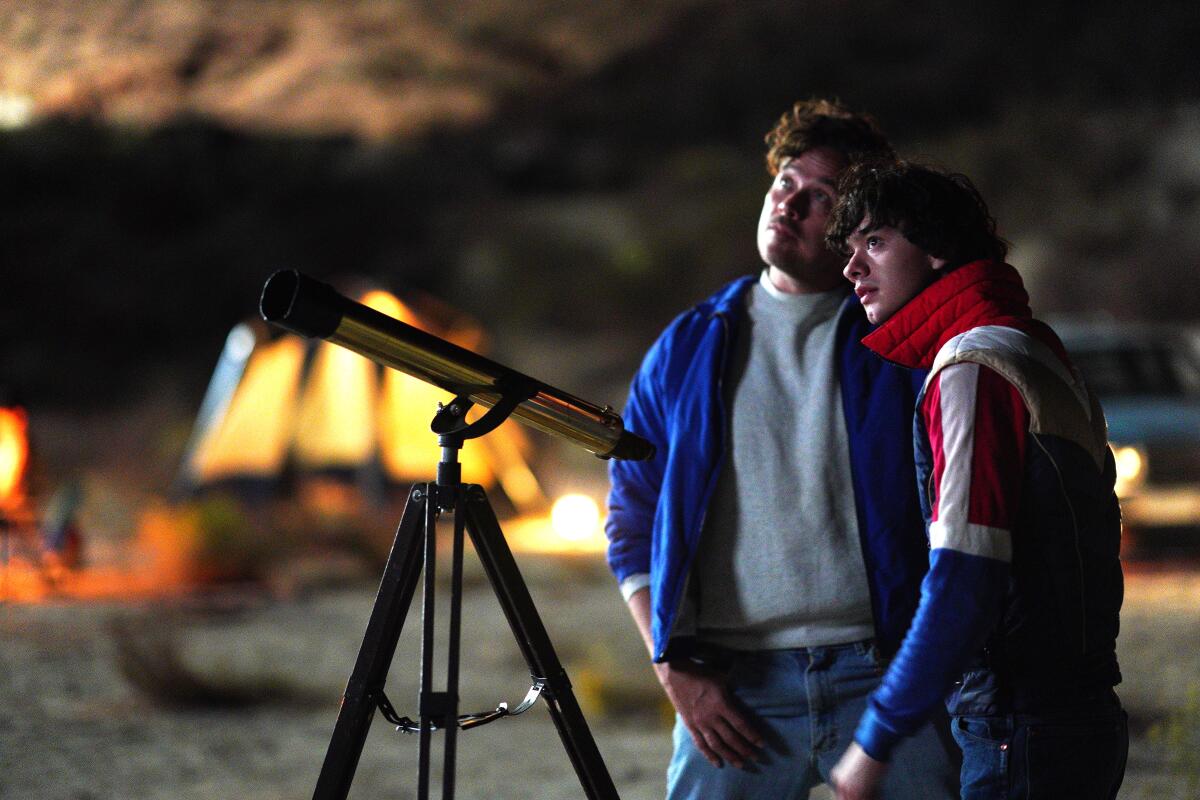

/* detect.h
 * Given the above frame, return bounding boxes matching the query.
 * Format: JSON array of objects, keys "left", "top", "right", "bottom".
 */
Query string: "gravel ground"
[{"left": 1, "top": 554, "right": 1197, "bottom": 799}]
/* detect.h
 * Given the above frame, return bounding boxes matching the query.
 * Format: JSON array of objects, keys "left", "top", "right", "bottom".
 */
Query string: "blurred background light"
[
  {"left": 1113, "top": 443, "right": 1147, "bottom": 498},
  {"left": 551, "top": 493, "right": 601, "bottom": 542},
  {"left": 0, "top": 94, "right": 34, "bottom": 129},
  {"left": 0, "top": 407, "right": 29, "bottom": 508}
]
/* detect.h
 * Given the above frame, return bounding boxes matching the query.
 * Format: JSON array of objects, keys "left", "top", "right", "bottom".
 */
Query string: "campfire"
[{"left": 0, "top": 401, "right": 194, "bottom": 603}]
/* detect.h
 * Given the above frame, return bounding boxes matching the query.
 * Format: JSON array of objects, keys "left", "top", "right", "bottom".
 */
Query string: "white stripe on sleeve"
[
  {"left": 929, "top": 519, "right": 1013, "bottom": 561},
  {"left": 933, "top": 362, "right": 980, "bottom": 536}
]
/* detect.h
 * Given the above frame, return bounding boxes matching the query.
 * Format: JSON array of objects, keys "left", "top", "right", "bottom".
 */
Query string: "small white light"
[
  {"left": 551, "top": 494, "right": 600, "bottom": 542},
  {"left": 1114, "top": 446, "right": 1143, "bottom": 483},
  {"left": 1112, "top": 444, "right": 1147, "bottom": 498}
]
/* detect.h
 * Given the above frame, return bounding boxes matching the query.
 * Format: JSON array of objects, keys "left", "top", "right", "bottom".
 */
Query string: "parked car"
[{"left": 1053, "top": 319, "right": 1200, "bottom": 553}]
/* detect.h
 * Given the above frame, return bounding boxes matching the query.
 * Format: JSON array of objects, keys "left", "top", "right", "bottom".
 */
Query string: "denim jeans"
[
  {"left": 666, "top": 642, "right": 960, "bottom": 799},
  {"left": 951, "top": 701, "right": 1128, "bottom": 800}
]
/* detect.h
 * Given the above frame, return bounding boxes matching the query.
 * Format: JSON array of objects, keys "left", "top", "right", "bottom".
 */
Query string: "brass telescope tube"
[{"left": 259, "top": 270, "right": 655, "bottom": 461}]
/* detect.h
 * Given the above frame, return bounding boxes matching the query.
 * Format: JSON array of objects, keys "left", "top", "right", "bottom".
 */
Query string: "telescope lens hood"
[{"left": 260, "top": 270, "right": 345, "bottom": 339}]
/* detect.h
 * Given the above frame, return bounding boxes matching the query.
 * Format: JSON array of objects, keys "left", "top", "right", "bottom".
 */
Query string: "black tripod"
[{"left": 312, "top": 391, "right": 620, "bottom": 800}]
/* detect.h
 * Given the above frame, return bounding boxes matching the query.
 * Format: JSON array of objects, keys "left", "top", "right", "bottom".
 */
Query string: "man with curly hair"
[
  {"left": 606, "top": 101, "right": 959, "bottom": 798},
  {"left": 826, "top": 161, "right": 1126, "bottom": 800}
]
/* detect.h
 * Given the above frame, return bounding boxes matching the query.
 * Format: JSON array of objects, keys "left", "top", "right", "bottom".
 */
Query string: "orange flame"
[{"left": 0, "top": 406, "right": 29, "bottom": 512}]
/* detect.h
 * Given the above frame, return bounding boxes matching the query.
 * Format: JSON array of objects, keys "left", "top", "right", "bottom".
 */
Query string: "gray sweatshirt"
[{"left": 691, "top": 272, "right": 875, "bottom": 650}]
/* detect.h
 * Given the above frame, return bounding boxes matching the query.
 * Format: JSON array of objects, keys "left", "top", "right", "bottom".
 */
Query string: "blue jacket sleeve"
[
  {"left": 854, "top": 549, "right": 1008, "bottom": 760},
  {"left": 605, "top": 334, "right": 670, "bottom": 591}
]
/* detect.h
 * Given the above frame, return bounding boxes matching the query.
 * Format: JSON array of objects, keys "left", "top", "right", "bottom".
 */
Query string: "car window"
[{"left": 1070, "top": 342, "right": 1200, "bottom": 397}]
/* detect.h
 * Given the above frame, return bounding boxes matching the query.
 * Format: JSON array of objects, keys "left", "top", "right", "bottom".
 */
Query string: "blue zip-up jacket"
[{"left": 606, "top": 275, "right": 930, "bottom": 662}]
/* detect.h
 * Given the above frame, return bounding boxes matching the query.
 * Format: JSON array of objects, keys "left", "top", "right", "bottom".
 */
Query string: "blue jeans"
[
  {"left": 951, "top": 703, "right": 1128, "bottom": 799},
  {"left": 666, "top": 642, "right": 960, "bottom": 799}
]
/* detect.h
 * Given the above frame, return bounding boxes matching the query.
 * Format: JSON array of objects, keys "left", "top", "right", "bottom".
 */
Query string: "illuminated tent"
[{"left": 175, "top": 287, "right": 546, "bottom": 514}]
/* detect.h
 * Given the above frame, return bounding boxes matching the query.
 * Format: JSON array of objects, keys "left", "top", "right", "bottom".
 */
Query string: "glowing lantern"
[
  {"left": 1112, "top": 444, "right": 1146, "bottom": 499},
  {"left": 0, "top": 406, "right": 29, "bottom": 512},
  {"left": 500, "top": 493, "right": 607, "bottom": 555},
  {"left": 551, "top": 494, "right": 601, "bottom": 542}
]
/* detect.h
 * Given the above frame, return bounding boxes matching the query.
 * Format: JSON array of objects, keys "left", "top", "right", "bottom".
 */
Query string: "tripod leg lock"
[
  {"left": 376, "top": 690, "right": 406, "bottom": 727},
  {"left": 388, "top": 677, "right": 548, "bottom": 734}
]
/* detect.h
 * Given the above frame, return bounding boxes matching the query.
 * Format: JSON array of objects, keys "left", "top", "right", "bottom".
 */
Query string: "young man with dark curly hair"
[
  {"left": 826, "top": 161, "right": 1127, "bottom": 800},
  {"left": 606, "top": 101, "right": 959, "bottom": 799}
]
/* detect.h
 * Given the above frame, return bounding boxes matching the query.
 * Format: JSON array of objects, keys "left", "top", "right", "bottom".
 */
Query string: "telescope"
[
  {"left": 262, "top": 270, "right": 634, "bottom": 800},
  {"left": 259, "top": 270, "right": 653, "bottom": 461}
]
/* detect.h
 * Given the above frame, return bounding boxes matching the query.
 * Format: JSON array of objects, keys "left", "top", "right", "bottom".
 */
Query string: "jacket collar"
[
  {"left": 698, "top": 274, "right": 757, "bottom": 318},
  {"left": 861, "top": 260, "right": 1032, "bottom": 369}
]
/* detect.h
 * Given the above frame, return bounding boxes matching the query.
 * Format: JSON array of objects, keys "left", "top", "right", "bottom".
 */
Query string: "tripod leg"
[
  {"left": 440, "top": 489, "right": 467, "bottom": 800},
  {"left": 462, "top": 485, "right": 621, "bottom": 800},
  {"left": 416, "top": 483, "right": 439, "bottom": 800},
  {"left": 313, "top": 484, "right": 430, "bottom": 800}
]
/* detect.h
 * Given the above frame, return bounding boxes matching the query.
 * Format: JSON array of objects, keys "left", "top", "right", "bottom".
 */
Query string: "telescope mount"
[{"left": 312, "top": 390, "right": 621, "bottom": 800}]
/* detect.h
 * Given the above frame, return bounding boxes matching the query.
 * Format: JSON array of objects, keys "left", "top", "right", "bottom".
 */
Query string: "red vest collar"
[{"left": 860, "top": 260, "right": 1033, "bottom": 369}]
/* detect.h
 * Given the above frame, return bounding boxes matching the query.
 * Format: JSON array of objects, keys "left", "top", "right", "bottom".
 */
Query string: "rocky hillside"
[{"left": 1, "top": 0, "right": 700, "bottom": 138}]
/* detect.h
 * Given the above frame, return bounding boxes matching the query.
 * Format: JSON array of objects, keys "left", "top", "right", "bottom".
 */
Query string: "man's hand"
[
  {"left": 653, "top": 659, "right": 763, "bottom": 769},
  {"left": 625, "top": 589, "right": 762, "bottom": 769},
  {"left": 831, "top": 741, "right": 887, "bottom": 800}
]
